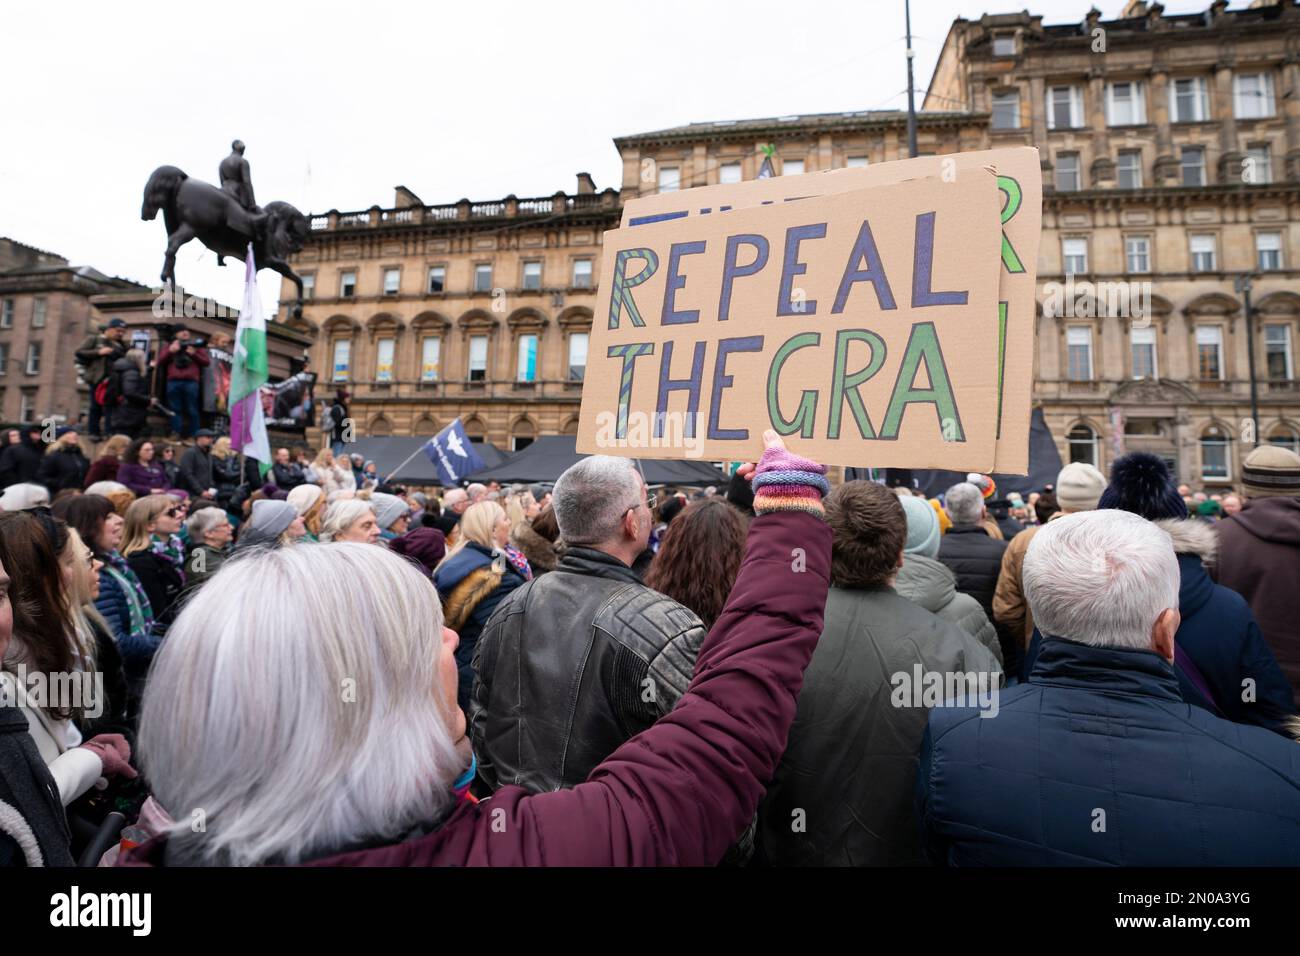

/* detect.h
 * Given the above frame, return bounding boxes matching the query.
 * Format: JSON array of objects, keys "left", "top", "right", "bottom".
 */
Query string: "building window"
[
  {"left": 1170, "top": 76, "right": 1210, "bottom": 122},
  {"left": 331, "top": 339, "right": 351, "bottom": 382},
  {"left": 1257, "top": 232, "right": 1283, "bottom": 272},
  {"left": 474, "top": 264, "right": 493, "bottom": 293},
  {"left": 1265, "top": 324, "right": 1293, "bottom": 380},
  {"left": 1200, "top": 427, "right": 1230, "bottom": 481},
  {"left": 301, "top": 275, "right": 315, "bottom": 300},
  {"left": 1245, "top": 144, "right": 1273, "bottom": 185},
  {"left": 420, "top": 336, "right": 441, "bottom": 383},
  {"left": 1117, "top": 150, "right": 1143, "bottom": 189},
  {"left": 427, "top": 265, "right": 446, "bottom": 294},
  {"left": 1131, "top": 326, "right": 1158, "bottom": 379},
  {"left": 1125, "top": 235, "right": 1151, "bottom": 274},
  {"left": 374, "top": 337, "right": 395, "bottom": 383},
  {"left": 24, "top": 343, "right": 40, "bottom": 375},
  {"left": 1181, "top": 146, "right": 1206, "bottom": 187},
  {"left": 1189, "top": 234, "right": 1217, "bottom": 273},
  {"left": 1047, "top": 85, "right": 1083, "bottom": 130},
  {"left": 657, "top": 166, "right": 680, "bottom": 193},
  {"left": 783, "top": 159, "right": 805, "bottom": 177},
  {"left": 522, "top": 261, "right": 542, "bottom": 291},
  {"left": 991, "top": 91, "right": 1020, "bottom": 130},
  {"left": 1268, "top": 428, "right": 1300, "bottom": 455},
  {"left": 719, "top": 162, "right": 742, "bottom": 184},
  {"left": 516, "top": 334, "right": 538, "bottom": 382},
  {"left": 0, "top": 342, "right": 8, "bottom": 375},
  {"left": 572, "top": 259, "right": 592, "bottom": 288},
  {"left": 1066, "top": 326, "right": 1093, "bottom": 380},
  {"left": 1234, "top": 72, "right": 1276, "bottom": 119},
  {"left": 0, "top": 299, "right": 12, "bottom": 329},
  {"left": 568, "top": 332, "right": 588, "bottom": 382},
  {"left": 382, "top": 269, "right": 400, "bottom": 295},
  {"left": 339, "top": 271, "right": 356, "bottom": 297},
  {"left": 845, "top": 156, "right": 869, "bottom": 168},
  {"left": 19, "top": 391, "right": 34, "bottom": 423},
  {"left": 1106, "top": 81, "right": 1146, "bottom": 126},
  {"left": 31, "top": 298, "right": 46, "bottom": 329},
  {"left": 468, "top": 334, "right": 488, "bottom": 382},
  {"left": 1062, "top": 237, "right": 1088, "bottom": 275},
  {"left": 992, "top": 34, "right": 1016, "bottom": 57},
  {"left": 1055, "top": 153, "right": 1081, "bottom": 192},
  {"left": 1068, "top": 424, "right": 1099, "bottom": 466},
  {"left": 1196, "top": 325, "right": 1224, "bottom": 380}
]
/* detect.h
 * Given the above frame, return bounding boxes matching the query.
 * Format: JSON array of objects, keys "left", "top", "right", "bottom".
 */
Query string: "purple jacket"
[
  {"left": 122, "top": 508, "right": 831, "bottom": 867},
  {"left": 117, "top": 460, "right": 175, "bottom": 498}
]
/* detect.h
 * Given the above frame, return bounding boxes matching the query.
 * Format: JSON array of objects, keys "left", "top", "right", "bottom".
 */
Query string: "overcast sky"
[{"left": 4, "top": 0, "right": 1219, "bottom": 315}]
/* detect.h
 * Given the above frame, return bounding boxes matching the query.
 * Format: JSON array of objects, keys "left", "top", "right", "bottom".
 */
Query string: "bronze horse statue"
[{"left": 141, "top": 166, "right": 310, "bottom": 318}]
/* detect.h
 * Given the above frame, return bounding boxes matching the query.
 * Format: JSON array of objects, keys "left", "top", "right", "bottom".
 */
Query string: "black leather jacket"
[{"left": 470, "top": 546, "right": 706, "bottom": 794}]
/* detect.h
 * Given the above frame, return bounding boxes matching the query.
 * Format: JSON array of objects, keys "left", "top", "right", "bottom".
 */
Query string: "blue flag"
[{"left": 424, "top": 419, "right": 485, "bottom": 486}]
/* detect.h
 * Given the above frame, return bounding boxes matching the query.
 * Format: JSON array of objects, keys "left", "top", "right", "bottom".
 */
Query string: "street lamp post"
[
  {"left": 904, "top": 0, "right": 918, "bottom": 159},
  {"left": 1234, "top": 273, "right": 1260, "bottom": 448}
]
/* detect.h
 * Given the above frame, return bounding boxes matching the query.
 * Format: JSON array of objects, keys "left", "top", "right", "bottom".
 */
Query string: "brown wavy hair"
[
  {"left": 644, "top": 498, "right": 749, "bottom": 630},
  {"left": 0, "top": 510, "right": 79, "bottom": 719}
]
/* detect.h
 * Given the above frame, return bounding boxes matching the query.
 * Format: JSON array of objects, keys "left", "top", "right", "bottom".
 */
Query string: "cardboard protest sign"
[
  {"left": 577, "top": 169, "right": 1003, "bottom": 470},
  {"left": 619, "top": 147, "right": 1042, "bottom": 474}
]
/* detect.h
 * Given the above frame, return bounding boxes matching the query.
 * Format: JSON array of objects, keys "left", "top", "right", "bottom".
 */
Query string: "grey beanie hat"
[
  {"left": 239, "top": 499, "right": 298, "bottom": 549},
  {"left": 369, "top": 492, "right": 409, "bottom": 530}
]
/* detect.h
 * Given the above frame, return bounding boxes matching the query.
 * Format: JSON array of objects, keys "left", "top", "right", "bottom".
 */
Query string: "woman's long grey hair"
[{"left": 137, "top": 541, "right": 465, "bottom": 865}]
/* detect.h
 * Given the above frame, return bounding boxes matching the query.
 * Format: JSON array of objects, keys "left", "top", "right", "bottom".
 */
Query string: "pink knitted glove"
[
  {"left": 738, "top": 431, "right": 828, "bottom": 518},
  {"left": 80, "top": 734, "right": 139, "bottom": 780}
]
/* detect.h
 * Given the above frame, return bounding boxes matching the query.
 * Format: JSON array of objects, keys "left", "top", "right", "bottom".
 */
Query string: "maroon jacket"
[
  {"left": 84, "top": 455, "right": 121, "bottom": 488},
  {"left": 122, "top": 508, "right": 831, "bottom": 867},
  {"left": 157, "top": 343, "right": 210, "bottom": 383}
]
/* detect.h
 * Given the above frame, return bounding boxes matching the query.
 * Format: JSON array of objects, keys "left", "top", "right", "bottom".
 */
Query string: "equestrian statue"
[{"left": 142, "top": 140, "right": 309, "bottom": 318}]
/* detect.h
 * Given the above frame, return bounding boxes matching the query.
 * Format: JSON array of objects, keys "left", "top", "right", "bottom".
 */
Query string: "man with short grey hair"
[
  {"left": 466, "top": 482, "right": 487, "bottom": 504},
  {"left": 471, "top": 454, "right": 707, "bottom": 794},
  {"left": 919, "top": 510, "right": 1300, "bottom": 865},
  {"left": 937, "top": 482, "right": 1017, "bottom": 671}
]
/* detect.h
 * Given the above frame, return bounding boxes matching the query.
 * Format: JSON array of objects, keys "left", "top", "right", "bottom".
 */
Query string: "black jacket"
[
  {"left": 126, "top": 550, "right": 185, "bottom": 635},
  {"left": 0, "top": 439, "right": 43, "bottom": 488},
  {"left": 470, "top": 546, "right": 706, "bottom": 794},
  {"left": 178, "top": 444, "right": 214, "bottom": 498},
  {"left": 937, "top": 525, "right": 1007, "bottom": 617},
  {"left": 0, "top": 686, "right": 74, "bottom": 867},
  {"left": 272, "top": 461, "right": 305, "bottom": 491},
  {"left": 937, "top": 524, "right": 1021, "bottom": 671},
  {"left": 108, "top": 355, "right": 152, "bottom": 432},
  {"left": 36, "top": 446, "right": 89, "bottom": 494},
  {"left": 79, "top": 617, "right": 133, "bottom": 741}
]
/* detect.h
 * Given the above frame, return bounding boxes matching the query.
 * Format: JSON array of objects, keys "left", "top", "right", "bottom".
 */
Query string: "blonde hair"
[
  {"left": 504, "top": 489, "right": 533, "bottom": 526},
  {"left": 137, "top": 542, "right": 463, "bottom": 866},
  {"left": 212, "top": 436, "right": 233, "bottom": 460},
  {"left": 60, "top": 528, "right": 108, "bottom": 671},
  {"left": 313, "top": 447, "right": 335, "bottom": 469},
  {"left": 436, "top": 500, "right": 503, "bottom": 569},
  {"left": 319, "top": 499, "right": 375, "bottom": 542},
  {"left": 99, "top": 434, "right": 131, "bottom": 460},
  {"left": 122, "top": 494, "right": 179, "bottom": 557}
]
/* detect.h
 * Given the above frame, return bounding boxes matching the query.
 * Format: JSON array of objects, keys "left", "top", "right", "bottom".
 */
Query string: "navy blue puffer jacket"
[
  {"left": 432, "top": 543, "right": 525, "bottom": 712},
  {"left": 918, "top": 638, "right": 1300, "bottom": 866}
]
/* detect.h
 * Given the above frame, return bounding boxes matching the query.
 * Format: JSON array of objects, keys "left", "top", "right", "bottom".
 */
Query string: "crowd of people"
[{"left": 0, "top": 418, "right": 1298, "bottom": 868}]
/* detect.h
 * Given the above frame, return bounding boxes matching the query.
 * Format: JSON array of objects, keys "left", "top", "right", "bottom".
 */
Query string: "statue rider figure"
[{"left": 218, "top": 139, "right": 266, "bottom": 264}]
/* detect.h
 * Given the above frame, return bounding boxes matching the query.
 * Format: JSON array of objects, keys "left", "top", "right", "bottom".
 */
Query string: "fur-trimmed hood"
[{"left": 1155, "top": 517, "right": 1217, "bottom": 564}]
